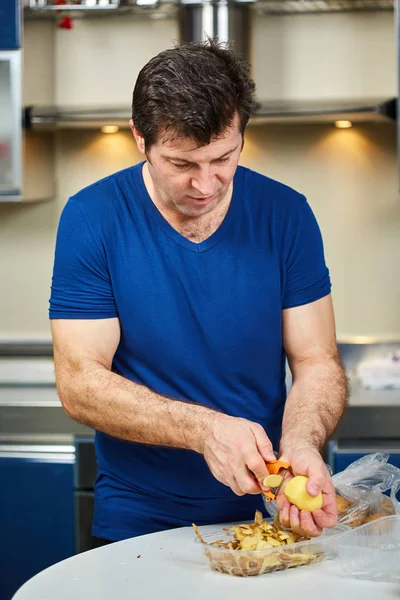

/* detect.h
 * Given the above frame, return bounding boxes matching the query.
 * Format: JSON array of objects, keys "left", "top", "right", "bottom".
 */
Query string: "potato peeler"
[{"left": 263, "top": 459, "right": 291, "bottom": 503}]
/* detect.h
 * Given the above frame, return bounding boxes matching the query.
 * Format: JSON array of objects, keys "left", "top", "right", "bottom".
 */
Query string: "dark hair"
[{"left": 131, "top": 38, "right": 256, "bottom": 150}]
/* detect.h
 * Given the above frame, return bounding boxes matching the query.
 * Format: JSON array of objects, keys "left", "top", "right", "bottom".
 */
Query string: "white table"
[{"left": 13, "top": 525, "right": 400, "bottom": 600}]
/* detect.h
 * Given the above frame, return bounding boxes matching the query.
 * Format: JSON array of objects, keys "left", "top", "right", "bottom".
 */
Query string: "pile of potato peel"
[{"left": 193, "top": 510, "right": 324, "bottom": 577}]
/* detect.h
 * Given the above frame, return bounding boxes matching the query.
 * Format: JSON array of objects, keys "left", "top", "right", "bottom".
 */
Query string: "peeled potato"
[
  {"left": 263, "top": 474, "right": 283, "bottom": 488},
  {"left": 284, "top": 476, "right": 323, "bottom": 511}
]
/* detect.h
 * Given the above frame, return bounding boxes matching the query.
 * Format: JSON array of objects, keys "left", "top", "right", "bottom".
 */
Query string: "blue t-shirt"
[{"left": 49, "top": 163, "right": 331, "bottom": 541}]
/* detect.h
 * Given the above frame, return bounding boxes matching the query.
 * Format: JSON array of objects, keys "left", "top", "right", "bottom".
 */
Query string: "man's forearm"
[
  {"left": 279, "top": 356, "right": 349, "bottom": 456},
  {"left": 57, "top": 362, "right": 219, "bottom": 453}
]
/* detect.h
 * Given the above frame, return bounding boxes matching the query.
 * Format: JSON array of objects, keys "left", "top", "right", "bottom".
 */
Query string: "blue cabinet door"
[
  {"left": 0, "top": 0, "right": 21, "bottom": 50},
  {"left": 332, "top": 450, "right": 400, "bottom": 474},
  {"left": 0, "top": 449, "right": 75, "bottom": 600},
  {"left": 326, "top": 441, "right": 400, "bottom": 480}
]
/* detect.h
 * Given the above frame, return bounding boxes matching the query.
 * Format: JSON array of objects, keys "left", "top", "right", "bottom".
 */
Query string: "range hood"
[
  {"left": 23, "top": 0, "right": 397, "bottom": 129},
  {"left": 24, "top": 97, "right": 396, "bottom": 130}
]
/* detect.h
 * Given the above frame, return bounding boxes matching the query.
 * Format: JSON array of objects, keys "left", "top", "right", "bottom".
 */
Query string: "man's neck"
[{"left": 142, "top": 163, "right": 233, "bottom": 243}]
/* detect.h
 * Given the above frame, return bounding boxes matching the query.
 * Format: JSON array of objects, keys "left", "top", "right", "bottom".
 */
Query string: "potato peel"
[
  {"left": 192, "top": 523, "right": 206, "bottom": 544},
  {"left": 193, "top": 511, "right": 324, "bottom": 577},
  {"left": 263, "top": 474, "right": 283, "bottom": 488}
]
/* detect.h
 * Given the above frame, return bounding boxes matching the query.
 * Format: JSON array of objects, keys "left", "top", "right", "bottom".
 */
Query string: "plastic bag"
[
  {"left": 263, "top": 453, "right": 400, "bottom": 527},
  {"left": 332, "top": 453, "right": 400, "bottom": 527}
]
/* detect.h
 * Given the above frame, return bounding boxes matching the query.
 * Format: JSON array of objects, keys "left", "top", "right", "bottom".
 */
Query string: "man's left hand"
[{"left": 275, "top": 447, "right": 338, "bottom": 537}]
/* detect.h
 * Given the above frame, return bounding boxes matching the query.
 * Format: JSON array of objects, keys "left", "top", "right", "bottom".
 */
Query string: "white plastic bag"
[{"left": 332, "top": 453, "right": 400, "bottom": 527}]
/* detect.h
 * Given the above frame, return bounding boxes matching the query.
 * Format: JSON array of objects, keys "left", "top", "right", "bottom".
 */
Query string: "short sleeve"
[
  {"left": 49, "top": 197, "right": 118, "bottom": 319},
  {"left": 281, "top": 195, "right": 331, "bottom": 309}
]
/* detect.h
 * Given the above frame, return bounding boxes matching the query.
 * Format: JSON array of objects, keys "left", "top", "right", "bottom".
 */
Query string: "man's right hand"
[{"left": 201, "top": 414, "right": 276, "bottom": 496}]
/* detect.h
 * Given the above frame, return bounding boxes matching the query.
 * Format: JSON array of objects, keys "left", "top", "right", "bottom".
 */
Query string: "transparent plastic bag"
[
  {"left": 263, "top": 453, "right": 400, "bottom": 527},
  {"left": 332, "top": 453, "right": 400, "bottom": 527}
]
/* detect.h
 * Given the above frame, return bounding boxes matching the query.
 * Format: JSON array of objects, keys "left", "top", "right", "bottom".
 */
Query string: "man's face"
[{"left": 131, "top": 116, "right": 243, "bottom": 218}]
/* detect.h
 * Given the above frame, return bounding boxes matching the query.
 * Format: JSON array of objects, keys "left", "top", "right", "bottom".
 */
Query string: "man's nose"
[{"left": 191, "top": 168, "right": 215, "bottom": 196}]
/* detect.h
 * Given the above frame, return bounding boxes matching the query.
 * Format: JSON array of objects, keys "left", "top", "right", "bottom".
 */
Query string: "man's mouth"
[{"left": 189, "top": 193, "right": 216, "bottom": 201}]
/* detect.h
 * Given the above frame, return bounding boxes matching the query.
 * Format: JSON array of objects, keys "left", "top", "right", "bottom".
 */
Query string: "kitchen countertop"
[
  {"left": 1, "top": 379, "right": 400, "bottom": 406},
  {"left": 0, "top": 358, "right": 400, "bottom": 441},
  {"left": 11, "top": 525, "right": 400, "bottom": 600},
  {"left": 1, "top": 380, "right": 400, "bottom": 440}
]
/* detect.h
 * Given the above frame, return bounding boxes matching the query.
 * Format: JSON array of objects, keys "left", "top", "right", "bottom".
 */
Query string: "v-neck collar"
[{"left": 133, "top": 162, "right": 243, "bottom": 254}]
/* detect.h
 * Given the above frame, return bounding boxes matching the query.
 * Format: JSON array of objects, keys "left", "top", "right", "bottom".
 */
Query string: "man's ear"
[{"left": 129, "top": 120, "right": 145, "bottom": 154}]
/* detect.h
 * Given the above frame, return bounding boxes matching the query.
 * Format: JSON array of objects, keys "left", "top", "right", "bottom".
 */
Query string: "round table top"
[{"left": 12, "top": 524, "right": 400, "bottom": 600}]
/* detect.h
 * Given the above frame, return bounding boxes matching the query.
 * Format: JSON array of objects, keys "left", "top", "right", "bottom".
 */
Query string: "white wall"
[
  {"left": 0, "top": 13, "right": 399, "bottom": 340},
  {"left": 50, "top": 12, "right": 396, "bottom": 106},
  {"left": 252, "top": 12, "right": 396, "bottom": 100},
  {"left": 242, "top": 122, "right": 400, "bottom": 338}
]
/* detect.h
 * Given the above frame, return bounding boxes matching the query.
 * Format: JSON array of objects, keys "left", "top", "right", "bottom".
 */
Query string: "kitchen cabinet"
[
  {"left": 0, "top": 0, "right": 21, "bottom": 50},
  {"left": 0, "top": 445, "right": 75, "bottom": 600},
  {"left": 0, "top": 1, "right": 55, "bottom": 202},
  {"left": 0, "top": 51, "right": 22, "bottom": 199},
  {"left": 327, "top": 440, "right": 400, "bottom": 474},
  {"left": 74, "top": 437, "right": 96, "bottom": 554}
]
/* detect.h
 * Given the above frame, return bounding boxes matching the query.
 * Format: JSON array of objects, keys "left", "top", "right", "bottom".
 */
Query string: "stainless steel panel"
[
  {"left": 0, "top": 443, "right": 75, "bottom": 462},
  {"left": 335, "top": 406, "right": 400, "bottom": 440},
  {"left": 0, "top": 50, "right": 22, "bottom": 199},
  {"left": 0, "top": 404, "right": 94, "bottom": 436},
  {"left": 0, "top": 340, "right": 53, "bottom": 357},
  {"left": 75, "top": 491, "right": 94, "bottom": 554},
  {"left": 179, "top": 1, "right": 251, "bottom": 61},
  {"left": 75, "top": 437, "right": 97, "bottom": 489},
  {"left": 0, "top": 444, "right": 75, "bottom": 452},
  {"left": 0, "top": 451, "right": 75, "bottom": 461}
]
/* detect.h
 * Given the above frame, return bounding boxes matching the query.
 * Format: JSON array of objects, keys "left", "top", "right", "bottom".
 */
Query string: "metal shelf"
[
  {"left": 255, "top": 0, "right": 393, "bottom": 13},
  {"left": 24, "top": 0, "right": 179, "bottom": 20},
  {"left": 24, "top": 97, "right": 396, "bottom": 129},
  {"left": 24, "top": 0, "right": 393, "bottom": 18}
]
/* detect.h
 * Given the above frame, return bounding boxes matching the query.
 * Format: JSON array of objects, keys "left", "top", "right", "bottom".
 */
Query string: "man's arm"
[
  {"left": 276, "top": 295, "right": 349, "bottom": 536},
  {"left": 51, "top": 318, "right": 276, "bottom": 496}
]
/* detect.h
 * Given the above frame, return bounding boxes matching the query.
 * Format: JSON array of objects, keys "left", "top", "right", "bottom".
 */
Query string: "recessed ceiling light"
[
  {"left": 334, "top": 120, "right": 353, "bottom": 129},
  {"left": 101, "top": 125, "right": 119, "bottom": 134}
]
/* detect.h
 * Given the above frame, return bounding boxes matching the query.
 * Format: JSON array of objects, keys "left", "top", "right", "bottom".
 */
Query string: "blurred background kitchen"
[{"left": 0, "top": 0, "right": 400, "bottom": 598}]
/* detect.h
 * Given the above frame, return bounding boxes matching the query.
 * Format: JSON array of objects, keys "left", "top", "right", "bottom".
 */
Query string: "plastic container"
[
  {"left": 195, "top": 520, "right": 349, "bottom": 577},
  {"left": 332, "top": 515, "right": 400, "bottom": 582}
]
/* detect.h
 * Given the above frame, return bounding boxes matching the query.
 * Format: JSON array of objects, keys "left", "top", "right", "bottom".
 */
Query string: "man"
[{"left": 50, "top": 39, "right": 348, "bottom": 548}]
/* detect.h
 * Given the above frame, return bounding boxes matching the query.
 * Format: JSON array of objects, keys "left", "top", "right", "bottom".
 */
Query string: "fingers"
[
  {"left": 299, "top": 510, "right": 322, "bottom": 537},
  {"left": 250, "top": 423, "right": 276, "bottom": 463},
  {"left": 306, "top": 472, "right": 326, "bottom": 496},
  {"left": 242, "top": 446, "right": 269, "bottom": 489},
  {"left": 295, "top": 509, "right": 322, "bottom": 537},
  {"left": 207, "top": 464, "right": 248, "bottom": 497},
  {"left": 312, "top": 487, "right": 338, "bottom": 529},
  {"left": 280, "top": 487, "right": 337, "bottom": 534},
  {"left": 277, "top": 496, "right": 291, "bottom": 529},
  {"left": 277, "top": 447, "right": 338, "bottom": 535},
  {"left": 275, "top": 470, "right": 293, "bottom": 528},
  {"left": 230, "top": 476, "right": 245, "bottom": 497},
  {"left": 295, "top": 450, "right": 329, "bottom": 496},
  {"left": 203, "top": 416, "right": 275, "bottom": 496},
  {"left": 312, "top": 508, "right": 337, "bottom": 529},
  {"left": 280, "top": 504, "right": 323, "bottom": 537},
  {"left": 208, "top": 450, "right": 267, "bottom": 496},
  {"left": 233, "top": 467, "right": 260, "bottom": 495}
]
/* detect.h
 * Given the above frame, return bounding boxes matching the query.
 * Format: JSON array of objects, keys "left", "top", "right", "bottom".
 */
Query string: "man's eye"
[
  {"left": 172, "top": 163, "right": 190, "bottom": 169},
  {"left": 216, "top": 157, "right": 230, "bottom": 164}
]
